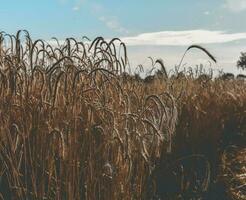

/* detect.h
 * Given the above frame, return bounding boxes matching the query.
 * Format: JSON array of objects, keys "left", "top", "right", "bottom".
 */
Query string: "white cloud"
[
  {"left": 99, "top": 16, "right": 129, "bottom": 34},
  {"left": 224, "top": 0, "right": 246, "bottom": 12},
  {"left": 120, "top": 30, "right": 246, "bottom": 46},
  {"left": 204, "top": 11, "right": 210, "bottom": 15}
]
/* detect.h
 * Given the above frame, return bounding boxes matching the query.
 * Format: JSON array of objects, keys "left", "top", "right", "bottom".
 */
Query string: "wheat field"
[{"left": 0, "top": 31, "right": 245, "bottom": 200}]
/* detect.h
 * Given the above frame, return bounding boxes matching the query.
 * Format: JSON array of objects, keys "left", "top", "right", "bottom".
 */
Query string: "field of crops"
[{"left": 0, "top": 31, "right": 245, "bottom": 200}]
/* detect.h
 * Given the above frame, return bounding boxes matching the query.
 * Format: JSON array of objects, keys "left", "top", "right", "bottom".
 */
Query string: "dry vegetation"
[{"left": 0, "top": 31, "right": 245, "bottom": 200}]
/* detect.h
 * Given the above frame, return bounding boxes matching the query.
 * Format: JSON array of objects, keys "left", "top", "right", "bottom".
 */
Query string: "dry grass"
[
  {"left": 0, "top": 31, "right": 245, "bottom": 199},
  {"left": 221, "top": 146, "right": 246, "bottom": 200}
]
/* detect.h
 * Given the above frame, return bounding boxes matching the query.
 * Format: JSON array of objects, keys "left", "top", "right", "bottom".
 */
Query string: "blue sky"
[{"left": 1, "top": 0, "right": 246, "bottom": 73}]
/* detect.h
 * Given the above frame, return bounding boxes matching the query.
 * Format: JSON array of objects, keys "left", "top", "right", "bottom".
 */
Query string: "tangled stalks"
[
  {"left": 0, "top": 31, "right": 245, "bottom": 200},
  {"left": 0, "top": 31, "right": 177, "bottom": 199}
]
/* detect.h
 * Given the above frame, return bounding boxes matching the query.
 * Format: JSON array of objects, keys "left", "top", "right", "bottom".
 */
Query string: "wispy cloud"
[
  {"left": 99, "top": 16, "right": 129, "bottom": 34},
  {"left": 224, "top": 0, "right": 246, "bottom": 12},
  {"left": 72, "top": 0, "right": 86, "bottom": 11},
  {"left": 73, "top": 6, "right": 80, "bottom": 11},
  {"left": 88, "top": 2, "right": 129, "bottom": 34},
  {"left": 121, "top": 30, "right": 246, "bottom": 46},
  {"left": 203, "top": 11, "right": 210, "bottom": 15}
]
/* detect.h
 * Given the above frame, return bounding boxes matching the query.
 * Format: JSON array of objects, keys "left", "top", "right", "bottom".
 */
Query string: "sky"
[{"left": 1, "top": 0, "right": 246, "bottom": 74}]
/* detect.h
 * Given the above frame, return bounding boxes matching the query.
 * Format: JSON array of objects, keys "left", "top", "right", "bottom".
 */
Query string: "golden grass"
[
  {"left": 221, "top": 146, "right": 246, "bottom": 200},
  {"left": 0, "top": 31, "right": 245, "bottom": 199}
]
